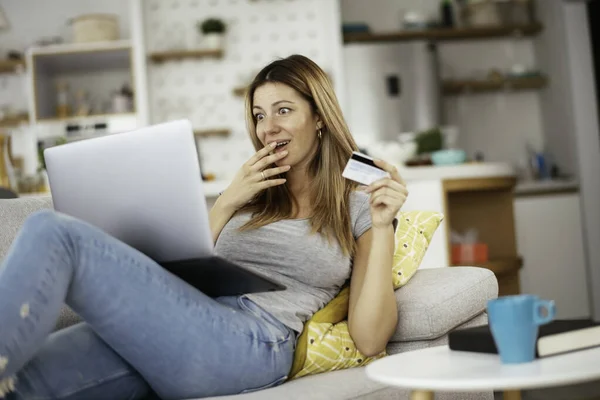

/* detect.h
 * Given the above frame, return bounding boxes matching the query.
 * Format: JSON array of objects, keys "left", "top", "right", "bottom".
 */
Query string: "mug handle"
[{"left": 534, "top": 300, "right": 556, "bottom": 325}]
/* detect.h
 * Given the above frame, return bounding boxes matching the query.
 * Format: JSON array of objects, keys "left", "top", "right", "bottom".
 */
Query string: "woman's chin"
[{"left": 275, "top": 156, "right": 291, "bottom": 167}]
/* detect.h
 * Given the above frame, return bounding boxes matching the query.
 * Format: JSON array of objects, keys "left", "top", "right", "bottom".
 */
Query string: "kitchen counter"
[
  {"left": 398, "top": 162, "right": 516, "bottom": 181},
  {"left": 204, "top": 163, "right": 517, "bottom": 198},
  {"left": 515, "top": 179, "right": 579, "bottom": 196}
]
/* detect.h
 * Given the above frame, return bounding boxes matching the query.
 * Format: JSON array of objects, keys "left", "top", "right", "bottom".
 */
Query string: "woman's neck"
[{"left": 286, "top": 167, "right": 312, "bottom": 218}]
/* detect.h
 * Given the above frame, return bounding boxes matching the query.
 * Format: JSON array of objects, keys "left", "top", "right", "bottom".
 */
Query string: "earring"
[{"left": 318, "top": 129, "right": 322, "bottom": 140}]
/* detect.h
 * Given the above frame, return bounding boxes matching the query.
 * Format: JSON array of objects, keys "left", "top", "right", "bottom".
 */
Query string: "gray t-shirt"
[{"left": 214, "top": 191, "right": 372, "bottom": 333}]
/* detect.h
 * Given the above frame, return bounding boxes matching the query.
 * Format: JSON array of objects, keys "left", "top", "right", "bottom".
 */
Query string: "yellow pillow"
[
  {"left": 393, "top": 210, "right": 445, "bottom": 288},
  {"left": 289, "top": 210, "right": 444, "bottom": 380}
]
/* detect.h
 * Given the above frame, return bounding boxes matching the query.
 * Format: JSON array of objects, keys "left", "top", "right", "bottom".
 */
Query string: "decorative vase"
[
  {"left": 0, "top": 134, "right": 16, "bottom": 190},
  {"left": 0, "top": 134, "right": 10, "bottom": 188},
  {"left": 203, "top": 33, "right": 224, "bottom": 50},
  {"left": 38, "top": 169, "right": 50, "bottom": 193}
]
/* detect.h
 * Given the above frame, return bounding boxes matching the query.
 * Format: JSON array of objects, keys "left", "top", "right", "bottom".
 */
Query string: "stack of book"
[{"left": 449, "top": 319, "right": 600, "bottom": 358}]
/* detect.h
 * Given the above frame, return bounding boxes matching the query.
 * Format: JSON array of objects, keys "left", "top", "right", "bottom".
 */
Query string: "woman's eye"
[
  {"left": 279, "top": 107, "right": 291, "bottom": 115},
  {"left": 254, "top": 113, "right": 264, "bottom": 121}
]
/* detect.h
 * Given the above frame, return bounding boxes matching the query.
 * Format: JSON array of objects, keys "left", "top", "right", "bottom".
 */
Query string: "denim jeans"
[{"left": 0, "top": 210, "right": 295, "bottom": 400}]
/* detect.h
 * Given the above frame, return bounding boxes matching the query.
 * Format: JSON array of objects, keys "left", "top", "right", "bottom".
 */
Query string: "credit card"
[{"left": 342, "top": 151, "right": 389, "bottom": 186}]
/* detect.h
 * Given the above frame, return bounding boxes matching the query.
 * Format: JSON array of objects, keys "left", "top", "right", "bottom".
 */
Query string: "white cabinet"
[{"left": 515, "top": 193, "right": 590, "bottom": 319}]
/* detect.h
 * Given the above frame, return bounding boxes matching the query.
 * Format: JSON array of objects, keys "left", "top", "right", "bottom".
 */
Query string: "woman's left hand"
[{"left": 364, "top": 159, "right": 409, "bottom": 229}]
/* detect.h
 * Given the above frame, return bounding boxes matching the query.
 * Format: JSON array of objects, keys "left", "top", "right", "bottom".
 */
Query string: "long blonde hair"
[{"left": 240, "top": 55, "right": 360, "bottom": 256}]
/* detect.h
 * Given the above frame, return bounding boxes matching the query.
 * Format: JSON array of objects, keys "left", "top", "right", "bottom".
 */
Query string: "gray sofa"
[{"left": 0, "top": 197, "right": 498, "bottom": 400}]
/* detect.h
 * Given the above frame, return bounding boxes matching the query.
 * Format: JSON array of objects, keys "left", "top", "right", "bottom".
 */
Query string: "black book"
[{"left": 448, "top": 319, "right": 600, "bottom": 358}]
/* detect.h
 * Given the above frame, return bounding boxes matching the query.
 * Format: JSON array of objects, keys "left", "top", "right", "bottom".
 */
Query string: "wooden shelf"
[
  {"left": 149, "top": 49, "right": 224, "bottom": 63},
  {"left": 0, "top": 60, "right": 25, "bottom": 74},
  {"left": 443, "top": 76, "right": 548, "bottom": 95},
  {"left": 444, "top": 177, "right": 516, "bottom": 193},
  {"left": 0, "top": 114, "right": 29, "bottom": 128},
  {"left": 343, "top": 23, "right": 543, "bottom": 44},
  {"left": 30, "top": 40, "right": 132, "bottom": 57},
  {"left": 194, "top": 128, "right": 231, "bottom": 138},
  {"left": 233, "top": 87, "right": 247, "bottom": 97},
  {"left": 36, "top": 113, "right": 137, "bottom": 124}
]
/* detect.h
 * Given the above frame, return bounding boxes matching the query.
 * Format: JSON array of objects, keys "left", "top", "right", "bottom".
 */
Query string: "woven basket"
[{"left": 71, "top": 14, "right": 119, "bottom": 43}]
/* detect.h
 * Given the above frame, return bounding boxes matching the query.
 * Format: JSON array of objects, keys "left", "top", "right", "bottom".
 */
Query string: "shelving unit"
[
  {"left": 29, "top": 40, "right": 132, "bottom": 57},
  {"left": 343, "top": 23, "right": 543, "bottom": 44},
  {"left": 343, "top": 22, "right": 546, "bottom": 129},
  {"left": 232, "top": 87, "right": 247, "bottom": 97},
  {"left": 27, "top": 40, "right": 135, "bottom": 122},
  {"left": 444, "top": 177, "right": 521, "bottom": 296},
  {"left": 148, "top": 49, "right": 224, "bottom": 63},
  {"left": 0, "top": 114, "right": 29, "bottom": 128},
  {"left": 443, "top": 76, "right": 548, "bottom": 95},
  {"left": 0, "top": 59, "right": 25, "bottom": 74}
]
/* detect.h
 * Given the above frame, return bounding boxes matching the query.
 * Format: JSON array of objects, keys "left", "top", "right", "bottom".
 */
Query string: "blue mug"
[{"left": 487, "top": 294, "right": 556, "bottom": 364}]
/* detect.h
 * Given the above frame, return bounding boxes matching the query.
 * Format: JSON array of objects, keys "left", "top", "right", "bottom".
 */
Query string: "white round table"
[{"left": 365, "top": 345, "right": 600, "bottom": 400}]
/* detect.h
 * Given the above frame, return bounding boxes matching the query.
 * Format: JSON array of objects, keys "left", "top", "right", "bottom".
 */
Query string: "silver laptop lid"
[{"left": 44, "top": 119, "right": 214, "bottom": 262}]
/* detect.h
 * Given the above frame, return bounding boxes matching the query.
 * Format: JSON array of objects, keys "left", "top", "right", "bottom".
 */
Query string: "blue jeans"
[{"left": 0, "top": 210, "right": 295, "bottom": 400}]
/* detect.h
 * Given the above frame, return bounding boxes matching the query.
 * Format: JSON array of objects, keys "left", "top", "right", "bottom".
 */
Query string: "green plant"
[
  {"left": 198, "top": 18, "right": 226, "bottom": 34},
  {"left": 415, "top": 127, "right": 443, "bottom": 154},
  {"left": 37, "top": 137, "right": 67, "bottom": 171}
]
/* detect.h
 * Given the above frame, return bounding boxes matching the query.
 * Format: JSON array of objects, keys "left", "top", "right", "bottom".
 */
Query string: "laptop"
[{"left": 43, "top": 119, "right": 285, "bottom": 297}]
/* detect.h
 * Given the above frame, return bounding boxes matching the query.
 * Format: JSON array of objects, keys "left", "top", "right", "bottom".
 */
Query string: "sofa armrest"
[
  {"left": 0, "top": 197, "right": 53, "bottom": 260},
  {"left": 0, "top": 197, "right": 82, "bottom": 331},
  {"left": 55, "top": 306, "right": 82, "bottom": 331},
  {"left": 391, "top": 266, "right": 498, "bottom": 342}
]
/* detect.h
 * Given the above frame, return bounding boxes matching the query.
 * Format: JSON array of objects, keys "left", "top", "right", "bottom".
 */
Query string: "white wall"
[
  {"left": 343, "top": 43, "right": 413, "bottom": 145},
  {"left": 340, "top": 0, "right": 545, "bottom": 168},
  {"left": 561, "top": 1, "right": 600, "bottom": 321},
  {"left": 142, "top": 0, "right": 344, "bottom": 180},
  {"left": 0, "top": 0, "right": 131, "bottom": 50},
  {"left": 533, "top": 0, "right": 578, "bottom": 177}
]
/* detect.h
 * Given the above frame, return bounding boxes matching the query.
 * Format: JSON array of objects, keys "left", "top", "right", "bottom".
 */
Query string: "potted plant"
[{"left": 198, "top": 18, "right": 226, "bottom": 50}]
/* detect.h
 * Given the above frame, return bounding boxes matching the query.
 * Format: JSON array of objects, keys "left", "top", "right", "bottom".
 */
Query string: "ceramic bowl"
[{"left": 431, "top": 149, "right": 467, "bottom": 166}]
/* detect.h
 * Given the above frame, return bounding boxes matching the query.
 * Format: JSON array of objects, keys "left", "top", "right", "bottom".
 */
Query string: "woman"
[{"left": 0, "top": 55, "right": 407, "bottom": 400}]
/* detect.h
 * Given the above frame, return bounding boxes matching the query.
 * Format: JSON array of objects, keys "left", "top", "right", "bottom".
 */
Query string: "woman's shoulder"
[
  {"left": 349, "top": 189, "right": 369, "bottom": 203},
  {"left": 348, "top": 189, "right": 372, "bottom": 236},
  {"left": 349, "top": 189, "right": 370, "bottom": 215}
]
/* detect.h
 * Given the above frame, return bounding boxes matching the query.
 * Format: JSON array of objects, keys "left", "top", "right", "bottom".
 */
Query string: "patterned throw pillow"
[
  {"left": 392, "top": 211, "right": 445, "bottom": 288},
  {"left": 289, "top": 211, "right": 444, "bottom": 380}
]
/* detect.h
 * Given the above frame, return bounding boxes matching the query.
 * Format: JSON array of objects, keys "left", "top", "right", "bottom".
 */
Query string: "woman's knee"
[
  {"left": 20, "top": 210, "right": 80, "bottom": 243},
  {"left": 22, "top": 210, "right": 65, "bottom": 235}
]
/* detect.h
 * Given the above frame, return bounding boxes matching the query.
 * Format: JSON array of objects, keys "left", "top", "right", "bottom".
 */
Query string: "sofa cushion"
[
  {"left": 392, "top": 211, "right": 444, "bottom": 287},
  {"left": 386, "top": 312, "right": 488, "bottom": 355},
  {"left": 198, "top": 363, "right": 493, "bottom": 400},
  {"left": 391, "top": 266, "right": 498, "bottom": 342},
  {"left": 199, "top": 367, "right": 399, "bottom": 400}
]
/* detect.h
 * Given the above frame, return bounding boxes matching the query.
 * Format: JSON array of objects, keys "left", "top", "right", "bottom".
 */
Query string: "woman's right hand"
[{"left": 220, "top": 142, "right": 290, "bottom": 211}]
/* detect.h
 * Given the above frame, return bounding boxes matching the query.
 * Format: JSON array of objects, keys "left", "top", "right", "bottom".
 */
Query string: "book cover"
[{"left": 448, "top": 319, "right": 600, "bottom": 357}]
